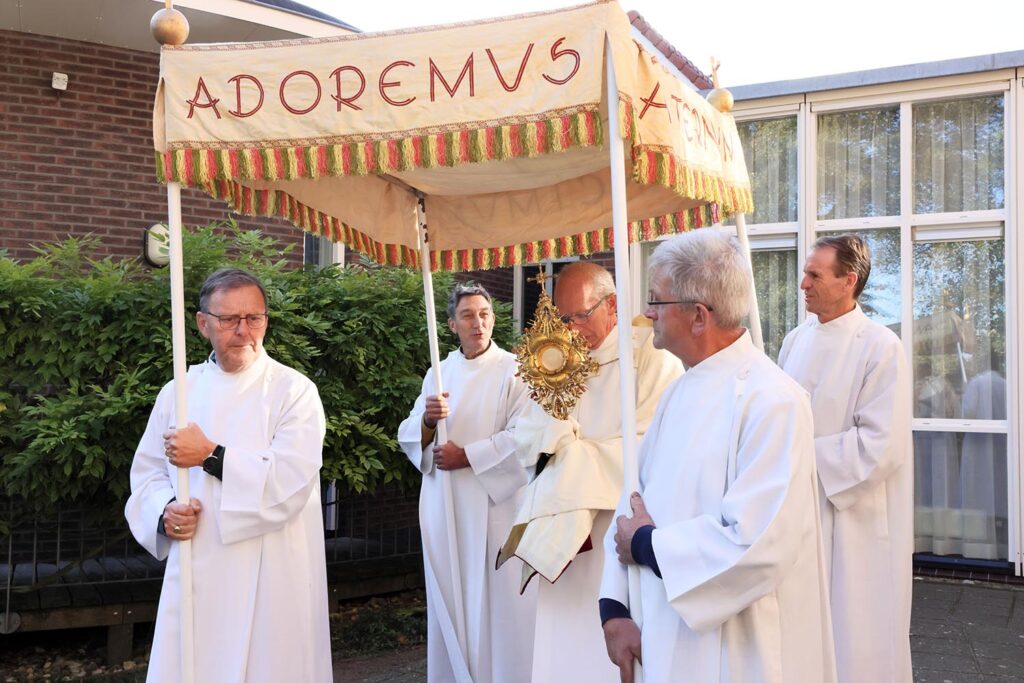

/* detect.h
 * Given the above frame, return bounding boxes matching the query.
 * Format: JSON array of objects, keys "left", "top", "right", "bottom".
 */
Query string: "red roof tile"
[{"left": 627, "top": 10, "right": 714, "bottom": 90}]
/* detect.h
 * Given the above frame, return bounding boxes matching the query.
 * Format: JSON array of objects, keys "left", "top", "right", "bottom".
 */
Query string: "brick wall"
[
  {"left": 0, "top": 30, "right": 304, "bottom": 264},
  {"left": 456, "top": 266, "right": 514, "bottom": 302},
  {"left": 455, "top": 253, "right": 617, "bottom": 307}
]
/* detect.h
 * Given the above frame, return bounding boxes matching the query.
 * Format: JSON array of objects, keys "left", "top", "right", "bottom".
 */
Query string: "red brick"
[{"left": 0, "top": 29, "right": 304, "bottom": 266}]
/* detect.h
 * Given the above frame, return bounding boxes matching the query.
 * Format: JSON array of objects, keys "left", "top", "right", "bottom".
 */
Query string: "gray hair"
[
  {"left": 647, "top": 231, "right": 752, "bottom": 329},
  {"left": 199, "top": 268, "right": 268, "bottom": 312},
  {"left": 447, "top": 283, "right": 492, "bottom": 319},
  {"left": 555, "top": 261, "right": 615, "bottom": 299}
]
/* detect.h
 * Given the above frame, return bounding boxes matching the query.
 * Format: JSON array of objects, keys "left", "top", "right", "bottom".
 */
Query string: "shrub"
[{"left": 0, "top": 223, "right": 517, "bottom": 515}]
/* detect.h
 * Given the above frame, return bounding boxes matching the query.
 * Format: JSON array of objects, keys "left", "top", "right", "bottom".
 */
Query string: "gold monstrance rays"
[{"left": 514, "top": 270, "right": 598, "bottom": 420}]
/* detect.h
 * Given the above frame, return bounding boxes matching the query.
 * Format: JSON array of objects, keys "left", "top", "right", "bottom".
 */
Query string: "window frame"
[{"left": 803, "top": 79, "right": 1017, "bottom": 569}]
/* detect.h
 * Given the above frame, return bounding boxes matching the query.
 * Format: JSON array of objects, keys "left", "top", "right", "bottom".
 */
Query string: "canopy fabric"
[{"left": 153, "top": 0, "right": 751, "bottom": 271}]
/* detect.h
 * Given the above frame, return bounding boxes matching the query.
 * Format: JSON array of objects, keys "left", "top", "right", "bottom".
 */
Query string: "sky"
[{"left": 303, "top": 0, "right": 1024, "bottom": 87}]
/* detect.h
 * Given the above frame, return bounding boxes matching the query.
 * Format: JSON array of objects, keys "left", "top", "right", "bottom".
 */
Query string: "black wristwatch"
[{"left": 202, "top": 444, "right": 226, "bottom": 480}]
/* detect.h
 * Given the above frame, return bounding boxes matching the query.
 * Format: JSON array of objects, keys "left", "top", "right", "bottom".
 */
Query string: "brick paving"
[{"left": 333, "top": 577, "right": 1024, "bottom": 682}]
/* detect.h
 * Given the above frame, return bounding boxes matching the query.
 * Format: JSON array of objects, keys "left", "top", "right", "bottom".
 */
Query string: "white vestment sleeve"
[
  {"left": 598, "top": 490, "right": 632, "bottom": 607},
  {"left": 218, "top": 379, "right": 326, "bottom": 545},
  {"left": 598, "top": 385, "right": 674, "bottom": 608},
  {"left": 397, "top": 375, "right": 433, "bottom": 474},
  {"left": 814, "top": 339, "right": 910, "bottom": 511},
  {"left": 653, "top": 395, "right": 815, "bottom": 633},
  {"left": 464, "top": 375, "right": 531, "bottom": 504},
  {"left": 776, "top": 331, "right": 795, "bottom": 368},
  {"left": 124, "top": 384, "right": 176, "bottom": 560}
]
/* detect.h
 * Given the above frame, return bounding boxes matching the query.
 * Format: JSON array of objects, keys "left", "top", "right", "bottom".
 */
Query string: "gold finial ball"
[
  {"left": 706, "top": 87, "right": 734, "bottom": 113},
  {"left": 151, "top": 8, "right": 190, "bottom": 46}
]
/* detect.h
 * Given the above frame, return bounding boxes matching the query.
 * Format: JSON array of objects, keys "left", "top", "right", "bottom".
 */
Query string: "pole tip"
[{"left": 151, "top": 7, "right": 190, "bottom": 46}]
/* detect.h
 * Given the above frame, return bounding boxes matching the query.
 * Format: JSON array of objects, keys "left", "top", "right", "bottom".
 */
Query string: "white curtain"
[
  {"left": 817, "top": 107, "right": 900, "bottom": 219},
  {"left": 913, "top": 95, "right": 1004, "bottom": 214},
  {"left": 738, "top": 118, "right": 798, "bottom": 224},
  {"left": 750, "top": 248, "right": 797, "bottom": 361}
]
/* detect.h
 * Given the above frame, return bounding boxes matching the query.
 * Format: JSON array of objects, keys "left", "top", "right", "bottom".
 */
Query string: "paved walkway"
[
  {"left": 333, "top": 577, "right": 1024, "bottom": 682},
  {"left": 911, "top": 577, "right": 1024, "bottom": 682}
]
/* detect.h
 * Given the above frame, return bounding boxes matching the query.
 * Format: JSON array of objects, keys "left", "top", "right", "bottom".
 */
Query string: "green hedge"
[{"left": 0, "top": 223, "right": 517, "bottom": 515}]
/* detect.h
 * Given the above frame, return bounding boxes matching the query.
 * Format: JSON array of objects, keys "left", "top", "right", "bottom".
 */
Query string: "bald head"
[
  {"left": 553, "top": 261, "right": 617, "bottom": 349},
  {"left": 555, "top": 262, "right": 615, "bottom": 300}
]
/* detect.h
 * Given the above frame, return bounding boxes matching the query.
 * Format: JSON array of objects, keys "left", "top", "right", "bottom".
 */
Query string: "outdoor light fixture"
[
  {"left": 51, "top": 72, "right": 68, "bottom": 91},
  {"left": 143, "top": 223, "right": 170, "bottom": 267}
]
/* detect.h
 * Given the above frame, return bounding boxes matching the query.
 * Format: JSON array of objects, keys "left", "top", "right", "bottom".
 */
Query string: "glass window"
[
  {"left": 913, "top": 431, "right": 1008, "bottom": 561},
  {"left": 913, "top": 95, "right": 1005, "bottom": 214},
  {"left": 519, "top": 261, "right": 574, "bottom": 328},
  {"left": 304, "top": 233, "right": 338, "bottom": 269},
  {"left": 817, "top": 107, "right": 900, "bottom": 219},
  {"left": 303, "top": 232, "right": 322, "bottom": 266},
  {"left": 820, "top": 228, "right": 902, "bottom": 334},
  {"left": 912, "top": 237, "right": 1006, "bottom": 419},
  {"left": 737, "top": 117, "right": 798, "bottom": 224},
  {"left": 750, "top": 247, "right": 798, "bottom": 361}
]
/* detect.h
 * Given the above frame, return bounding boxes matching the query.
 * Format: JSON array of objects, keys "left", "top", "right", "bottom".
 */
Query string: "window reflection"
[
  {"left": 912, "top": 238, "right": 1005, "bottom": 419},
  {"left": 913, "top": 95, "right": 1004, "bottom": 214},
  {"left": 914, "top": 430, "right": 1008, "bottom": 561},
  {"left": 749, "top": 248, "right": 797, "bottom": 361},
  {"left": 817, "top": 107, "right": 901, "bottom": 219},
  {"left": 737, "top": 117, "right": 798, "bottom": 224}
]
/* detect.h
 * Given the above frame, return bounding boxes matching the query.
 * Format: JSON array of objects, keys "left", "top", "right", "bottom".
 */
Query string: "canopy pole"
[
  {"left": 707, "top": 66, "right": 765, "bottom": 354},
  {"left": 167, "top": 181, "right": 195, "bottom": 683},
  {"left": 415, "top": 197, "right": 470, "bottom": 669},
  {"left": 733, "top": 213, "right": 765, "bottom": 352},
  {"left": 415, "top": 199, "right": 446, "bottom": 445},
  {"left": 605, "top": 38, "right": 643, "bottom": 681}
]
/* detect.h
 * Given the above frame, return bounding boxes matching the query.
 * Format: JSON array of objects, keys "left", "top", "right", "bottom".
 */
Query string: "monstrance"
[{"left": 514, "top": 270, "right": 599, "bottom": 420}]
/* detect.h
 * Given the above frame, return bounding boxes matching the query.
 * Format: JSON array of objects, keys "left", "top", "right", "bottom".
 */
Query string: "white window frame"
[
  {"left": 731, "top": 107, "right": 803, "bottom": 237},
  {"left": 805, "top": 78, "right": 1018, "bottom": 571},
  {"left": 303, "top": 234, "right": 345, "bottom": 269},
  {"left": 1008, "top": 73, "right": 1023, "bottom": 572}
]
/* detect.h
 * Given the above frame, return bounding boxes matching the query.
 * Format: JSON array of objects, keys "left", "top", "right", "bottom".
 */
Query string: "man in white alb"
[
  {"left": 601, "top": 230, "right": 836, "bottom": 682},
  {"left": 778, "top": 234, "right": 913, "bottom": 683},
  {"left": 398, "top": 284, "right": 535, "bottom": 683},
  {"left": 125, "top": 268, "right": 332, "bottom": 682},
  {"left": 506, "top": 262, "right": 683, "bottom": 682}
]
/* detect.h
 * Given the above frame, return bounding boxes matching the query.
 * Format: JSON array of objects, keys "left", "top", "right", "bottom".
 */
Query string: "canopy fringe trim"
[
  {"left": 617, "top": 97, "right": 752, "bottom": 218},
  {"left": 431, "top": 203, "right": 718, "bottom": 272},
  {"left": 632, "top": 146, "right": 753, "bottom": 217},
  {"left": 156, "top": 108, "right": 604, "bottom": 186},
  {"left": 180, "top": 174, "right": 719, "bottom": 273}
]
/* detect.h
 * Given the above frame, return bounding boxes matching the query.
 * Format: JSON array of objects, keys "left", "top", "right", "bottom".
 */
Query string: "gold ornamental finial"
[
  {"left": 514, "top": 272, "right": 598, "bottom": 421},
  {"left": 531, "top": 268, "right": 548, "bottom": 290},
  {"left": 151, "top": 0, "right": 190, "bottom": 46},
  {"left": 706, "top": 56, "right": 734, "bottom": 113}
]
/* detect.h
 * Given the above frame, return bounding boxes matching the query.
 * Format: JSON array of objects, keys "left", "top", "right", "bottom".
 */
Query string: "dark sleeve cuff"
[
  {"left": 156, "top": 495, "right": 177, "bottom": 537},
  {"left": 599, "top": 598, "right": 631, "bottom": 626},
  {"left": 202, "top": 445, "right": 225, "bottom": 480},
  {"left": 631, "top": 525, "right": 662, "bottom": 578}
]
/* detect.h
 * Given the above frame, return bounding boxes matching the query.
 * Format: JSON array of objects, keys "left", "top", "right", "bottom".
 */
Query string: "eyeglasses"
[
  {"left": 202, "top": 311, "right": 269, "bottom": 330},
  {"left": 646, "top": 300, "right": 714, "bottom": 311},
  {"left": 558, "top": 294, "right": 611, "bottom": 325}
]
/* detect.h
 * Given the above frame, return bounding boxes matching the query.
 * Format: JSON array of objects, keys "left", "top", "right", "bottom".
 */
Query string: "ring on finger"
[{"left": 173, "top": 525, "right": 182, "bottom": 533}]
